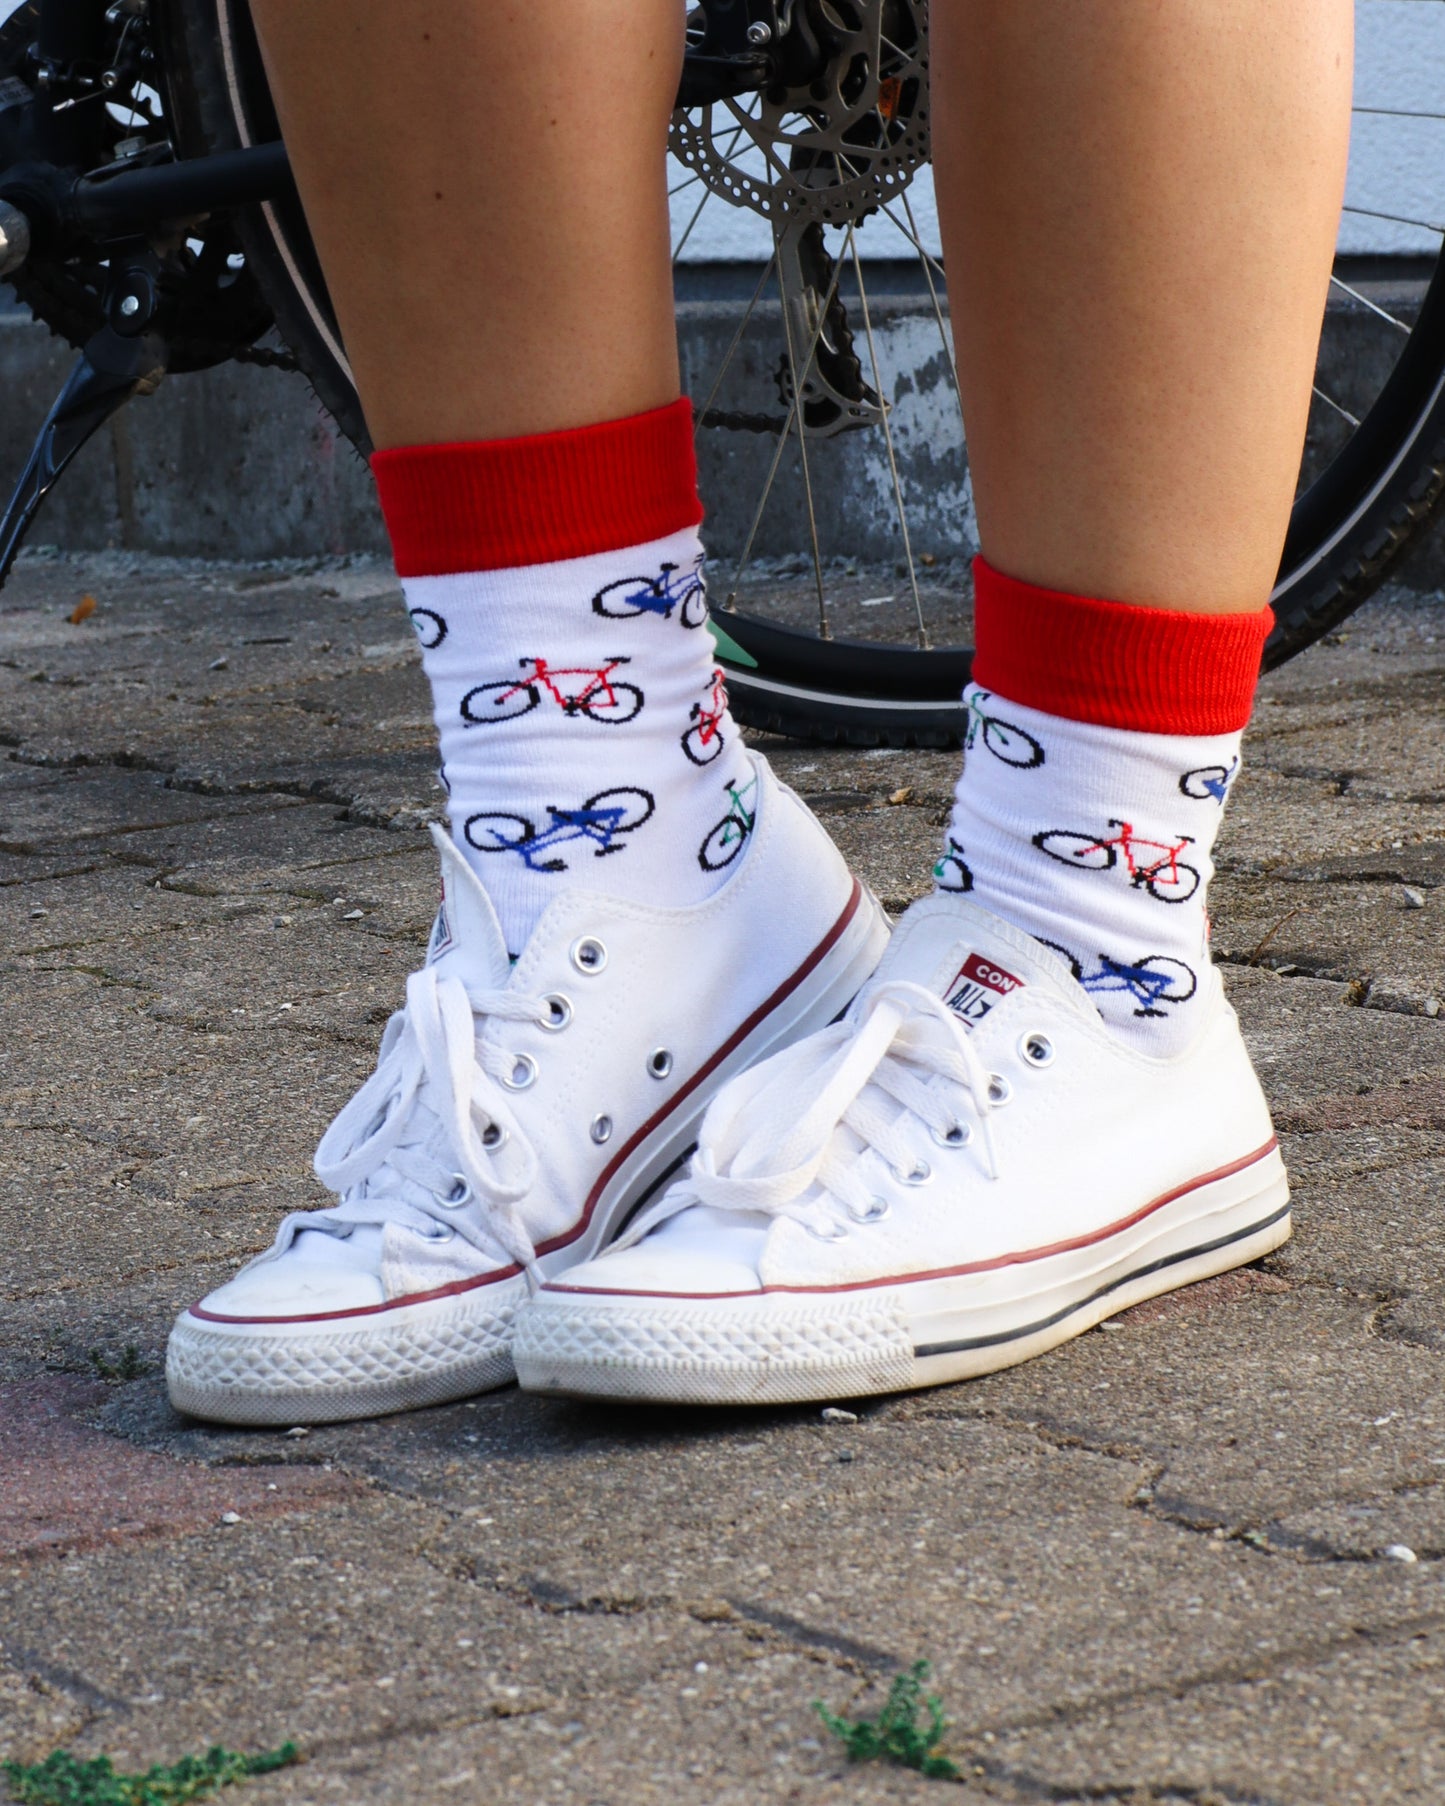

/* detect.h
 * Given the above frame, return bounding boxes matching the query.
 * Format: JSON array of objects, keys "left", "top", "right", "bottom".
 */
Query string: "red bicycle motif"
[
  {"left": 460, "top": 656, "right": 643, "bottom": 727},
  {"left": 1033, "top": 819, "right": 1201, "bottom": 902},
  {"left": 682, "top": 667, "right": 729, "bottom": 766}
]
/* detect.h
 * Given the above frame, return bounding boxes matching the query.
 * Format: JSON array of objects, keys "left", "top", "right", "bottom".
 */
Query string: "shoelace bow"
[
  {"left": 626, "top": 979, "right": 1002, "bottom": 1246},
  {"left": 299, "top": 964, "right": 553, "bottom": 1282}
]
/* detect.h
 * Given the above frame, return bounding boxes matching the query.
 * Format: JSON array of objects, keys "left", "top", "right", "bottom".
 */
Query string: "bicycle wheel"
[
  {"left": 463, "top": 812, "right": 534, "bottom": 856},
  {"left": 979, "top": 715, "right": 1045, "bottom": 771},
  {"left": 408, "top": 608, "right": 448, "bottom": 651},
  {"left": 682, "top": 720, "right": 727, "bottom": 766},
  {"left": 579, "top": 682, "right": 645, "bottom": 726},
  {"left": 158, "top": 0, "right": 1445, "bottom": 746},
  {"left": 1033, "top": 831, "right": 1117, "bottom": 873},
  {"left": 678, "top": 583, "right": 710, "bottom": 630},
  {"left": 460, "top": 681, "right": 539, "bottom": 726},
  {"left": 698, "top": 813, "right": 748, "bottom": 873},
  {"left": 592, "top": 577, "right": 661, "bottom": 621},
  {"left": 585, "top": 787, "right": 656, "bottom": 833},
  {"left": 1141, "top": 859, "right": 1202, "bottom": 905}
]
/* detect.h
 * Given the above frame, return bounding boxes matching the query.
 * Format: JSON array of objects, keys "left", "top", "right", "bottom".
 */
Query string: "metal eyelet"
[
  {"left": 481, "top": 1122, "right": 507, "bottom": 1151},
  {"left": 421, "top": 1224, "right": 456, "bottom": 1244},
  {"left": 647, "top": 1047, "right": 674, "bottom": 1080},
  {"left": 892, "top": 1160, "right": 933, "bottom": 1187},
  {"left": 590, "top": 1113, "right": 613, "bottom": 1145},
  {"left": 503, "top": 1053, "right": 538, "bottom": 1091},
  {"left": 847, "top": 1196, "right": 891, "bottom": 1224},
  {"left": 1019, "top": 1032, "right": 1055, "bottom": 1068},
  {"left": 988, "top": 1073, "right": 1013, "bottom": 1106},
  {"left": 803, "top": 1219, "right": 849, "bottom": 1242},
  {"left": 570, "top": 936, "right": 607, "bottom": 975},
  {"left": 442, "top": 1175, "right": 471, "bottom": 1209},
  {"left": 540, "top": 994, "right": 573, "bottom": 1032},
  {"left": 930, "top": 1121, "right": 972, "bottom": 1150}
]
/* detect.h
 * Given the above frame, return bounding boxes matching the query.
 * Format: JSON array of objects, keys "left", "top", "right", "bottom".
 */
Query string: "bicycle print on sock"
[
  {"left": 460, "top": 656, "right": 644, "bottom": 726},
  {"left": 964, "top": 689, "right": 1045, "bottom": 770},
  {"left": 592, "top": 556, "right": 709, "bottom": 629},
  {"left": 682, "top": 667, "right": 730, "bottom": 766},
  {"left": 1033, "top": 819, "right": 1201, "bottom": 901},
  {"left": 698, "top": 772, "right": 759, "bottom": 872},
  {"left": 464, "top": 787, "right": 656, "bottom": 873},
  {"left": 1037, "top": 939, "right": 1198, "bottom": 1018},
  {"left": 933, "top": 836, "right": 974, "bottom": 893},
  {"left": 1179, "top": 757, "right": 1239, "bottom": 804}
]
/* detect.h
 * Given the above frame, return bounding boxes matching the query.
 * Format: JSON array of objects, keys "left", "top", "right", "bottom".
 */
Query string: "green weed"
[
  {"left": 86, "top": 1345, "right": 150, "bottom": 1383},
  {"left": 3, "top": 1742, "right": 299, "bottom": 1805},
  {"left": 815, "top": 1660, "right": 960, "bottom": 1780}
]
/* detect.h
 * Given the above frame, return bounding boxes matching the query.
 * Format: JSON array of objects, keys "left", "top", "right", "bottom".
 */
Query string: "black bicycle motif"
[
  {"left": 698, "top": 773, "right": 759, "bottom": 872},
  {"left": 1033, "top": 819, "right": 1201, "bottom": 902},
  {"left": 1036, "top": 939, "right": 1198, "bottom": 1017},
  {"left": 593, "top": 560, "right": 709, "bottom": 629},
  {"left": 464, "top": 787, "right": 655, "bottom": 873},
  {"left": 964, "top": 690, "right": 1045, "bottom": 769},
  {"left": 460, "top": 656, "right": 643, "bottom": 727},
  {"left": 1179, "top": 757, "right": 1239, "bottom": 804},
  {"left": 408, "top": 607, "right": 448, "bottom": 651},
  {"left": 933, "top": 836, "right": 974, "bottom": 893}
]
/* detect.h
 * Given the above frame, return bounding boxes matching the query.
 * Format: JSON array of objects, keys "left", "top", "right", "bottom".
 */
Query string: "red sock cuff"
[
  {"left": 971, "top": 557, "right": 1273, "bottom": 736},
  {"left": 371, "top": 398, "right": 703, "bottom": 578}
]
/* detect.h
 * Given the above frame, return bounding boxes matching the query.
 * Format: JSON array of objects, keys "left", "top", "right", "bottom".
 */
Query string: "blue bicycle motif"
[
  {"left": 464, "top": 787, "right": 655, "bottom": 873},
  {"left": 593, "top": 560, "right": 709, "bottom": 629},
  {"left": 1179, "top": 757, "right": 1239, "bottom": 804},
  {"left": 1039, "top": 939, "right": 1198, "bottom": 1018}
]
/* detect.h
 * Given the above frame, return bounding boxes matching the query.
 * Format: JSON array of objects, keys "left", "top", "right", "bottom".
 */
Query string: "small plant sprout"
[
  {"left": 815, "top": 1659, "right": 960, "bottom": 1780},
  {"left": 2, "top": 1741, "right": 300, "bottom": 1805}
]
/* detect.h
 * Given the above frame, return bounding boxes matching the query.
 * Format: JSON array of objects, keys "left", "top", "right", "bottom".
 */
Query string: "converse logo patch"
[{"left": 944, "top": 951, "right": 1025, "bottom": 1031}]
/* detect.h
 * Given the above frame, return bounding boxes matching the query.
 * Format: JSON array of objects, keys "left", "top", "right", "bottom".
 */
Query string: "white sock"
[
  {"left": 403, "top": 526, "right": 755, "bottom": 955},
  {"left": 938, "top": 683, "right": 1241, "bottom": 1055}
]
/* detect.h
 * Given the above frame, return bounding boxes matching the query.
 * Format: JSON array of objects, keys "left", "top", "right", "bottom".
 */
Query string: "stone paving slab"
[{"left": 1, "top": 553, "right": 1442, "bottom": 1804}]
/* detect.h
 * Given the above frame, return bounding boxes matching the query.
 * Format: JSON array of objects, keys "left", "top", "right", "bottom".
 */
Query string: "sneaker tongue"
[
  {"left": 423, "top": 825, "right": 511, "bottom": 990},
  {"left": 878, "top": 894, "right": 1088, "bottom": 1040}
]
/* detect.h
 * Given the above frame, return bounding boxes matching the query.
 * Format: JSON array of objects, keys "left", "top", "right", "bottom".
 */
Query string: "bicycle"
[
  {"left": 698, "top": 772, "right": 760, "bottom": 873},
  {"left": 1, "top": 1, "right": 1442, "bottom": 747},
  {"left": 681, "top": 667, "right": 730, "bottom": 767},
  {"left": 1037, "top": 941, "right": 1199, "bottom": 1019},
  {"left": 460, "top": 657, "right": 643, "bottom": 728},
  {"left": 1033, "top": 821, "right": 1202, "bottom": 904},
  {"left": 932, "top": 836, "right": 973, "bottom": 893},
  {"left": 593, "top": 560, "right": 709, "bottom": 630},
  {"left": 1179, "top": 759, "right": 1240, "bottom": 805},
  {"left": 964, "top": 691, "right": 1045, "bottom": 771},
  {"left": 464, "top": 786, "right": 655, "bottom": 873}
]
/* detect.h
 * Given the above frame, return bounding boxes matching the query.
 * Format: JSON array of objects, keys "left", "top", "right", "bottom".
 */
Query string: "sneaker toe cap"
[
  {"left": 191, "top": 1257, "right": 386, "bottom": 1321},
  {"left": 544, "top": 1243, "right": 763, "bottom": 1300}
]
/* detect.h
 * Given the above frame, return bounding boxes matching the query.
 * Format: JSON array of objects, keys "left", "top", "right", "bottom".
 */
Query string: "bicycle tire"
[
  {"left": 463, "top": 811, "right": 534, "bottom": 855},
  {"left": 699, "top": 814, "right": 749, "bottom": 873},
  {"left": 585, "top": 786, "right": 656, "bottom": 834},
  {"left": 578, "top": 682, "right": 645, "bottom": 726},
  {"left": 1142, "top": 861, "right": 1201, "bottom": 905},
  {"left": 159, "top": 0, "right": 1445, "bottom": 748},
  {"left": 681, "top": 721, "right": 727, "bottom": 766},
  {"left": 1033, "top": 831, "right": 1117, "bottom": 873},
  {"left": 459, "top": 681, "right": 538, "bottom": 725},
  {"left": 407, "top": 607, "right": 448, "bottom": 651}
]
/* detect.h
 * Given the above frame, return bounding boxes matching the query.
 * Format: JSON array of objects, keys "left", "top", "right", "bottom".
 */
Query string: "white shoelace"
[
  {"left": 625, "top": 979, "right": 1002, "bottom": 1246},
  {"left": 282, "top": 964, "right": 555, "bottom": 1282}
]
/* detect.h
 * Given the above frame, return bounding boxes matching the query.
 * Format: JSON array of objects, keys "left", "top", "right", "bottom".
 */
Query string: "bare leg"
[
  {"left": 249, "top": 0, "right": 683, "bottom": 449},
  {"left": 931, "top": 0, "right": 1353, "bottom": 614}
]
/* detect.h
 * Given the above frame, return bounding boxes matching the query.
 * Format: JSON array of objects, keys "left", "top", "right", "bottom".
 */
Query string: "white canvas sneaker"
[
  {"left": 165, "top": 754, "right": 889, "bottom": 1425},
  {"left": 512, "top": 894, "right": 1290, "bottom": 1405}
]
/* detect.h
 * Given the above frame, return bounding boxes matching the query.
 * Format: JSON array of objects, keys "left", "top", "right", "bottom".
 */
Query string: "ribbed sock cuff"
[
  {"left": 371, "top": 398, "right": 703, "bottom": 578},
  {"left": 971, "top": 556, "right": 1273, "bottom": 735}
]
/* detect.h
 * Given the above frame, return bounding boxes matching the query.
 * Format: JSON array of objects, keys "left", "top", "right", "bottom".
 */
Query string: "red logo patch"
[{"left": 944, "top": 951, "right": 1024, "bottom": 1030}]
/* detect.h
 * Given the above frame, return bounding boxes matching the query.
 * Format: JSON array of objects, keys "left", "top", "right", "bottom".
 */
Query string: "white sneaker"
[
  {"left": 512, "top": 894, "right": 1290, "bottom": 1405},
  {"left": 165, "top": 754, "right": 889, "bottom": 1425}
]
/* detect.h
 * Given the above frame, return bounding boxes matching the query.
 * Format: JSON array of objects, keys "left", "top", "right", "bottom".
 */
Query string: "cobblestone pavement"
[{"left": 1, "top": 552, "right": 1442, "bottom": 1806}]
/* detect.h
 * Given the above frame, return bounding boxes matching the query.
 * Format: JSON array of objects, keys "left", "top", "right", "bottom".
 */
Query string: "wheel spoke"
[
  {"left": 774, "top": 224, "right": 831, "bottom": 640},
  {"left": 846, "top": 222, "right": 930, "bottom": 650},
  {"left": 1312, "top": 383, "right": 1361, "bottom": 430},
  {"left": 695, "top": 250, "right": 779, "bottom": 429},
  {"left": 1342, "top": 203, "right": 1445, "bottom": 236},
  {"left": 1329, "top": 271, "right": 1412, "bottom": 335},
  {"left": 901, "top": 189, "right": 959, "bottom": 392}
]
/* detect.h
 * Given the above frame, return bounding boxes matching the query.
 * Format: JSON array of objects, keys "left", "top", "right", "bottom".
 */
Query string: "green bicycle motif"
[{"left": 698, "top": 773, "right": 759, "bottom": 872}]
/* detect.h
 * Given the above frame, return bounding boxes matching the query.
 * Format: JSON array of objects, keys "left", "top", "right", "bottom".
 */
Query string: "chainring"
[
  {"left": 0, "top": 0, "right": 269, "bottom": 371},
  {"left": 670, "top": 0, "right": 928, "bottom": 228}
]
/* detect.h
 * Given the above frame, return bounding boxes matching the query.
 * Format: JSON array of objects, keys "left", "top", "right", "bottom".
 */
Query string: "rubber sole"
[
  {"left": 513, "top": 1151, "right": 1291, "bottom": 1406},
  {"left": 165, "top": 886, "right": 891, "bottom": 1427}
]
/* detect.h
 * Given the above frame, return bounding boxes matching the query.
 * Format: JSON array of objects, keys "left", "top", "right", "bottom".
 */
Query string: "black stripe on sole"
[{"left": 912, "top": 1200, "right": 1291, "bottom": 1359}]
